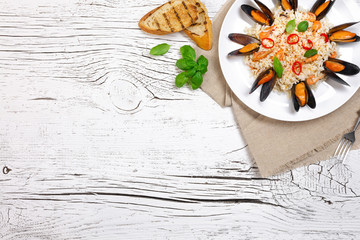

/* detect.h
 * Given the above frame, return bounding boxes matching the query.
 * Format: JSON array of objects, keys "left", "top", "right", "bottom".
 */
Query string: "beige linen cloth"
[{"left": 196, "top": 0, "right": 360, "bottom": 177}]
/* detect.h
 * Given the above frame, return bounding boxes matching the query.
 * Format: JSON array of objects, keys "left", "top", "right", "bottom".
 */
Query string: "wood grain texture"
[{"left": 0, "top": 0, "right": 360, "bottom": 239}]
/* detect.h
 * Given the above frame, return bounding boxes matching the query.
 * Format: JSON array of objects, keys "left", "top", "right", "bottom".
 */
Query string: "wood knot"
[
  {"left": 2, "top": 166, "right": 11, "bottom": 175},
  {"left": 109, "top": 79, "right": 143, "bottom": 113}
]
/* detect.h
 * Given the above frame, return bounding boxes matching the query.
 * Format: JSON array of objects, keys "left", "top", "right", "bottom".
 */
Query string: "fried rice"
[{"left": 244, "top": 6, "right": 337, "bottom": 91}]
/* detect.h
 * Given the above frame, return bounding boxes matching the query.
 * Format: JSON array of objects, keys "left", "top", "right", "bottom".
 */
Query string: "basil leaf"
[
  {"left": 185, "top": 67, "right": 197, "bottom": 77},
  {"left": 180, "top": 45, "right": 196, "bottom": 61},
  {"left": 197, "top": 55, "right": 208, "bottom": 74},
  {"left": 150, "top": 43, "right": 170, "bottom": 56},
  {"left": 304, "top": 49, "right": 318, "bottom": 58},
  {"left": 190, "top": 71, "right": 203, "bottom": 90},
  {"left": 286, "top": 19, "right": 296, "bottom": 34},
  {"left": 197, "top": 55, "right": 208, "bottom": 67},
  {"left": 176, "top": 58, "right": 197, "bottom": 70},
  {"left": 297, "top": 21, "right": 309, "bottom": 32},
  {"left": 273, "top": 56, "right": 283, "bottom": 78},
  {"left": 175, "top": 72, "right": 189, "bottom": 88},
  {"left": 198, "top": 65, "right": 208, "bottom": 74}
]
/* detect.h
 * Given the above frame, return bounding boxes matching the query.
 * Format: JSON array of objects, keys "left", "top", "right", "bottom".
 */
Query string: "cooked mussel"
[
  {"left": 324, "top": 58, "right": 360, "bottom": 76},
  {"left": 310, "top": 0, "right": 335, "bottom": 20},
  {"left": 250, "top": 67, "right": 277, "bottom": 102},
  {"left": 228, "top": 34, "right": 261, "bottom": 56},
  {"left": 328, "top": 22, "right": 360, "bottom": 43},
  {"left": 241, "top": 1, "right": 274, "bottom": 26},
  {"left": 279, "top": 0, "right": 298, "bottom": 11},
  {"left": 322, "top": 58, "right": 359, "bottom": 86},
  {"left": 254, "top": 0, "right": 275, "bottom": 24},
  {"left": 329, "top": 31, "right": 360, "bottom": 43},
  {"left": 292, "top": 82, "right": 316, "bottom": 112},
  {"left": 228, "top": 43, "right": 260, "bottom": 56}
]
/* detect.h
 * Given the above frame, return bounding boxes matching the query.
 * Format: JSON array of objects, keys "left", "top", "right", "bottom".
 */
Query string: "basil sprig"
[
  {"left": 286, "top": 19, "right": 296, "bottom": 34},
  {"left": 180, "top": 45, "right": 196, "bottom": 61},
  {"left": 297, "top": 21, "right": 309, "bottom": 32},
  {"left": 175, "top": 45, "right": 208, "bottom": 90},
  {"left": 304, "top": 49, "right": 318, "bottom": 58},
  {"left": 150, "top": 43, "right": 170, "bottom": 56},
  {"left": 175, "top": 72, "right": 189, "bottom": 88},
  {"left": 273, "top": 56, "right": 283, "bottom": 78},
  {"left": 197, "top": 55, "right": 208, "bottom": 74},
  {"left": 176, "top": 58, "right": 196, "bottom": 70}
]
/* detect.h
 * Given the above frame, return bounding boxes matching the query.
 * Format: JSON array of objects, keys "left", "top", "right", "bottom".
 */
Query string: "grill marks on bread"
[
  {"left": 173, "top": 6, "right": 185, "bottom": 29},
  {"left": 183, "top": 1, "right": 213, "bottom": 50},
  {"left": 181, "top": 1, "right": 195, "bottom": 24},
  {"left": 138, "top": 0, "right": 213, "bottom": 50},
  {"left": 139, "top": 1, "right": 199, "bottom": 35}
]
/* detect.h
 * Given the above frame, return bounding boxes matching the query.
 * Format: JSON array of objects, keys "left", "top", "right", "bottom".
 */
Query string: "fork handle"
[{"left": 354, "top": 116, "right": 360, "bottom": 131}]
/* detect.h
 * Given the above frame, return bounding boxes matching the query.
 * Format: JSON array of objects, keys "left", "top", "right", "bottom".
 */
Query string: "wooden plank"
[{"left": 0, "top": 0, "right": 359, "bottom": 239}]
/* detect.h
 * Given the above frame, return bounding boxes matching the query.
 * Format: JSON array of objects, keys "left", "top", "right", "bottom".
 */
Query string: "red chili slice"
[
  {"left": 292, "top": 61, "right": 302, "bottom": 75},
  {"left": 320, "top": 33, "right": 329, "bottom": 43},
  {"left": 287, "top": 34, "right": 299, "bottom": 45},
  {"left": 302, "top": 39, "right": 313, "bottom": 50},
  {"left": 261, "top": 38, "right": 275, "bottom": 49}
]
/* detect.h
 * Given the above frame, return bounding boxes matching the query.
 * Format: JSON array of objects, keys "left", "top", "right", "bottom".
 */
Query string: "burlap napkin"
[{"left": 196, "top": 0, "right": 360, "bottom": 177}]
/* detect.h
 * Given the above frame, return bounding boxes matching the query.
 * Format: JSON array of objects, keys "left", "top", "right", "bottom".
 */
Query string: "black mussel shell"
[
  {"left": 291, "top": 84, "right": 300, "bottom": 112},
  {"left": 323, "top": 68, "right": 350, "bottom": 86},
  {"left": 249, "top": 67, "right": 272, "bottom": 94},
  {"left": 241, "top": 4, "right": 273, "bottom": 26},
  {"left": 325, "top": 58, "right": 360, "bottom": 76},
  {"left": 310, "top": 0, "right": 336, "bottom": 20},
  {"left": 260, "top": 73, "right": 277, "bottom": 102},
  {"left": 249, "top": 67, "right": 277, "bottom": 102},
  {"left": 306, "top": 84, "right": 316, "bottom": 109},
  {"left": 254, "top": 0, "right": 274, "bottom": 24},
  {"left": 279, "top": 0, "right": 297, "bottom": 11},
  {"left": 228, "top": 33, "right": 261, "bottom": 45},
  {"left": 292, "top": 0, "right": 298, "bottom": 11},
  {"left": 328, "top": 22, "right": 359, "bottom": 34},
  {"left": 291, "top": 82, "right": 316, "bottom": 112}
]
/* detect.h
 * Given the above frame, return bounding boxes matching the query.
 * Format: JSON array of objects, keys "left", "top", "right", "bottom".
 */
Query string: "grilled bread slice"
[
  {"left": 139, "top": 0, "right": 199, "bottom": 35},
  {"left": 183, "top": 1, "right": 213, "bottom": 50}
]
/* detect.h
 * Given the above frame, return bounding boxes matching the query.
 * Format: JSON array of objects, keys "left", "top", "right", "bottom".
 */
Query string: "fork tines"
[
  {"left": 333, "top": 137, "right": 354, "bottom": 161},
  {"left": 333, "top": 116, "right": 360, "bottom": 162}
]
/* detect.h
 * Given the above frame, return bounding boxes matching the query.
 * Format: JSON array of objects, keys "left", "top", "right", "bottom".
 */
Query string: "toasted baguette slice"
[
  {"left": 139, "top": 0, "right": 199, "bottom": 35},
  {"left": 183, "top": 1, "right": 213, "bottom": 50}
]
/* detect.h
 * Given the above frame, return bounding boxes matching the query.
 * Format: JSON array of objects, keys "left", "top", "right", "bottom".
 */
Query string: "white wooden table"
[{"left": 1, "top": 0, "right": 360, "bottom": 239}]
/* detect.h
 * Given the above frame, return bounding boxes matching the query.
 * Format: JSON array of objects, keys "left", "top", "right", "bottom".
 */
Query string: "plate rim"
[{"left": 218, "top": 0, "right": 360, "bottom": 122}]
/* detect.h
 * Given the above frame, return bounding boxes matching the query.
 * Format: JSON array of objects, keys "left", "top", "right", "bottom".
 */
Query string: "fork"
[{"left": 333, "top": 116, "right": 360, "bottom": 161}]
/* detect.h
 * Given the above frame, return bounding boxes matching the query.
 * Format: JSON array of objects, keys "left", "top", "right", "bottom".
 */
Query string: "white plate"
[{"left": 219, "top": 0, "right": 360, "bottom": 122}]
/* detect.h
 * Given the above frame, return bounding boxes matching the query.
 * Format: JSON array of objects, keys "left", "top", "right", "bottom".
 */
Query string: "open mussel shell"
[
  {"left": 324, "top": 58, "right": 360, "bottom": 76},
  {"left": 328, "top": 22, "right": 360, "bottom": 43},
  {"left": 254, "top": 0, "right": 274, "bottom": 24},
  {"left": 260, "top": 74, "right": 277, "bottom": 102},
  {"left": 228, "top": 42, "right": 260, "bottom": 56},
  {"left": 249, "top": 67, "right": 276, "bottom": 102},
  {"left": 228, "top": 33, "right": 261, "bottom": 45},
  {"left": 279, "top": 0, "right": 297, "bottom": 11},
  {"left": 323, "top": 68, "right": 350, "bottom": 86},
  {"left": 241, "top": 4, "right": 273, "bottom": 26},
  {"left": 328, "top": 30, "right": 360, "bottom": 43},
  {"left": 291, "top": 82, "right": 316, "bottom": 112},
  {"left": 310, "top": 0, "right": 336, "bottom": 20}
]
